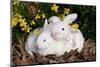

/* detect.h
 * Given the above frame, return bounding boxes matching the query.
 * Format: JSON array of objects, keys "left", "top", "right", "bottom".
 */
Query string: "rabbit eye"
[
  {"left": 62, "top": 28, "right": 64, "bottom": 31},
  {"left": 48, "top": 21, "right": 52, "bottom": 24},
  {"left": 43, "top": 39, "right": 46, "bottom": 42},
  {"left": 48, "top": 22, "right": 50, "bottom": 24},
  {"left": 48, "top": 21, "right": 53, "bottom": 24}
]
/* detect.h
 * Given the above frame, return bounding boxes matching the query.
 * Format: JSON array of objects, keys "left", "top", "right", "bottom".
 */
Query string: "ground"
[{"left": 12, "top": 39, "right": 96, "bottom": 66}]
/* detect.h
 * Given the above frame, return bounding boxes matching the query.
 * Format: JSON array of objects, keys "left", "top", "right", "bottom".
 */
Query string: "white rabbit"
[
  {"left": 24, "top": 16, "right": 60, "bottom": 56},
  {"left": 25, "top": 28, "right": 43, "bottom": 56},
  {"left": 63, "top": 29, "right": 84, "bottom": 52},
  {"left": 69, "top": 30, "right": 84, "bottom": 52},
  {"left": 48, "top": 13, "right": 84, "bottom": 52},
  {"left": 48, "top": 16, "right": 61, "bottom": 24},
  {"left": 36, "top": 19, "right": 65, "bottom": 56}
]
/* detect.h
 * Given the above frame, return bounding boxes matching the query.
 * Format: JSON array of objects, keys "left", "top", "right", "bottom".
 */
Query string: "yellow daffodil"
[
  {"left": 14, "top": 13, "right": 22, "bottom": 18},
  {"left": 12, "top": 14, "right": 22, "bottom": 28},
  {"left": 35, "top": 14, "right": 41, "bottom": 20},
  {"left": 12, "top": 18, "right": 18, "bottom": 28},
  {"left": 51, "top": 4, "right": 59, "bottom": 13},
  {"left": 21, "top": 27, "right": 26, "bottom": 31},
  {"left": 64, "top": 8, "right": 70, "bottom": 15},
  {"left": 19, "top": 19, "right": 27, "bottom": 27},
  {"left": 42, "top": 13, "right": 46, "bottom": 19},
  {"left": 21, "top": 25, "right": 31, "bottom": 33},
  {"left": 20, "top": 21, "right": 27, "bottom": 27},
  {"left": 26, "top": 27, "right": 31, "bottom": 33},
  {"left": 13, "top": 14, "right": 22, "bottom": 22},
  {"left": 71, "top": 23, "right": 79, "bottom": 31},
  {"left": 31, "top": 20, "right": 36, "bottom": 25},
  {"left": 19, "top": 18, "right": 25, "bottom": 22}
]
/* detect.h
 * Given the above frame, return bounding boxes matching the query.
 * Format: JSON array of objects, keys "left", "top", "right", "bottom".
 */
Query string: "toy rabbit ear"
[
  {"left": 63, "top": 13, "right": 78, "bottom": 24},
  {"left": 43, "top": 19, "right": 48, "bottom": 29}
]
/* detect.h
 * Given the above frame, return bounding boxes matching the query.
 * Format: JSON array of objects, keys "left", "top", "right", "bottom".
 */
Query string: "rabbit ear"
[
  {"left": 43, "top": 19, "right": 48, "bottom": 29},
  {"left": 63, "top": 13, "right": 78, "bottom": 24}
]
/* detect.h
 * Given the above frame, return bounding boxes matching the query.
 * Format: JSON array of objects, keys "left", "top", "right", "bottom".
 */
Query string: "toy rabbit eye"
[{"left": 62, "top": 28, "right": 64, "bottom": 31}]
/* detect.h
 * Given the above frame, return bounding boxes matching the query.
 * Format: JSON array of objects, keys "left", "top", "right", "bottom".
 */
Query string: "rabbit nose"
[
  {"left": 51, "top": 32, "right": 59, "bottom": 38},
  {"left": 35, "top": 44, "right": 39, "bottom": 49}
]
